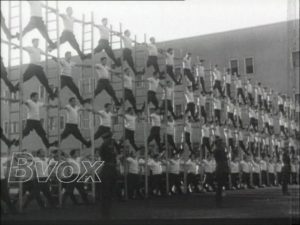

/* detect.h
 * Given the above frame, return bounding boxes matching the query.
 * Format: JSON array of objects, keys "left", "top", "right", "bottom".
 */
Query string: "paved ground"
[{"left": 2, "top": 185, "right": 300, "bottom": 225}]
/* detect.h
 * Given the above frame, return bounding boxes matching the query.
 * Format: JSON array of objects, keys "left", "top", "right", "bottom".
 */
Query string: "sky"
[{"left": 1, "top": 0, "right": 299, "bottom": 65}]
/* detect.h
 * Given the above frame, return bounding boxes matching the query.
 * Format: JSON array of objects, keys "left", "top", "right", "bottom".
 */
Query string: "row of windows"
[{"left": 229, "top": 57, "right": 254, "bottom": 76}]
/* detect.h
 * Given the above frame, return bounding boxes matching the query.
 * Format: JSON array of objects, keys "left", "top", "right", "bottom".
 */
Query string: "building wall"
[{"left": 1, "top": 21, "right": 299, "bottom": 153}]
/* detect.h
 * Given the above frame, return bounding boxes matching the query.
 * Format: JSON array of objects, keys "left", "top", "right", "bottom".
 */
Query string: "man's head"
[
  {"left": 167, "top": 48, "right": 173, "bottom": 54},
  {"left": 104, "top": 103, "right": 112, "bottom": 112},
  {"left": 66, "top": 7, "right": 73, "bottom": 16},
  {"left": 102, "top": 17, "right": 108, "bottom": 26},
  {"left": 100, "top": 57, "right": 107, "bottom": 65},
  {"left": 30, "top": 92, "right": 39, "bottom": 102},
  {"left": 65, "top": 51, "right": 72, "bottom": 60},
  {"left": 70, "top": 149, "right": 80, "bottom": 158},
  {"left": 150, "top": 37, "right": 155, "bottom": 44},
  {"left": 199, "top": 59, "right": 205, "bottom": 63},
  {"left": 69, "top": 97, "right": 76, "bottom": 107},
  {"left": 124, "top": 29, "right": 130, "bottom": 37},
  {"left": 32, "top": 38, "right": 39, "bottom": 47},
  {"left": 126, "top": 107, "right": 134, "bottom": 115}
]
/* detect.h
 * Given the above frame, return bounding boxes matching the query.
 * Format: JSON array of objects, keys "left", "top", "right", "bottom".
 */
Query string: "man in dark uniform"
[
  {"left": 213, "top": 138, "right": 229, "bottom": 208},
  {"left": 98, "top": 132, "right": 118, "bottom": 219},
  {"left": 282, "top": 147, "right": 291, "bottom": 195}
]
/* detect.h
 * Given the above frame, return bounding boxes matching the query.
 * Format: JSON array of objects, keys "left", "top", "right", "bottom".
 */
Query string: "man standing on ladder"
[
  {"left": 148, "top": 108, "right": 163, "bottom": 153},
  {"left": 146, "top": 72, "right": 164, "bottom": 109},
  {"left": 53, "top": 51, "right": 91, "bottom": 105},
  {"left": 12, "top": 39, "right": 58, "bottom": 100},
  {"left": 17, "top": 1, "right": 56, "bottom": 48},
  {"left": 85, "top": 18, "right": 121, "bottom": 67},
  {"left": 160, "top": 80, "right": 180, "bottom": 120},
  {"left": 183, "top": 52, "right": 197, "bottom": 91},
  {"left": 185, "top": 86, "right": 200, "bottom": 121},
  {"left": 162, "top": 48, "right": 182, "bottom": 85},
  {"left": 48, "top": 7, "right": 86, "bottom": 60},
  {"left": 60, "top": 97, "right": 92, "bottom": 148}
]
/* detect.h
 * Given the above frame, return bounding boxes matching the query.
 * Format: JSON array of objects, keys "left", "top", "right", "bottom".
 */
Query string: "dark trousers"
[
  {"left": 185, "top": 102, "right": 198, "bottom": 120},
  {"left": 123, "top": 48, "right": 138, "bottom": 75},
  {"left": 237, "top": 88, "right": 246, "bottom": 104},
  {"left": 250, "top": 118, "right": 257, "bottom": 131},
  {"left": 161, "top": 99, "right": 177, "bottom": 119},
  {"left": 277, "top": 172, "right": 282, "bottom": 185},
  {"left": 228, "top": 112, "right": 236, "bottom": 127},
  {"left": 281, "top": 166, "right": 290, "bottom": 194},
  {"left": 147, "top": 56, "right": 160, "bottom": 75},
  {"left": 23, "top": 64, "right": 55, "bottom": 97},
  {"left": 62, "top": 174, "right": 89, "bottom": 205},
  {"left": 147, "top": 126, "right": 162, "bottom": 152},
  {"left": 94, "top": 126, "right": 111, "bottom": 140},
  {"left": 93, "top": 39, "right": 119, "bottom": 65},
  {"left": 201, "top": 106, "right": 207, "bottom": 123},
  {"left": 127, "top": 173, "right": 139, "bottom": 198},
  {"left": 22, "top": 179, "right": 45, "bottom": 209},
  {"left": 184, "top": 69, "right": 197, "bottom": 90},
  {"left": 231, "top": 173, "right": 239, "bottom": 188},
  {"left": 215, "top": 171, "right": 228, "bottom": 206},
  {"left": 167, "top": 134, "right": 177, "bottom": 152},
  {"left": 125, "top": 129, "right": 139, "bottom": 151},
  {"left": 200, "top": 77, "right": 207, "bottom": 93},
  {"left": 1, "top": 179, "right": 16, "bottom": 213},
  {"left": 237, "top": 116, "right": 244, "bottom": 128},
  {"left": 166, "top": 65, "right": 179, "bottom": 84},
  {"left": 54, "top": 30, "right": 84, "bottom": 58},
  {"left": 61, "top": 76, "right": 84, "bottom": 104},
  {"left": 253, "top": 173, "right": 260, "bottom": 186},
  {"left": 185, "top": 132, "right": 193, "bottom": 152},
  {"left": 279, "top": 105, "right": 284, "bottom": 115},
  {"left": 94, "top": 79, "right": 120, "bottom": 106},
  {"left": 150, "top": 174, "right": 163, "bottom": 193},
  {"left": 261, "top": 170, "right": 267, "bottom": 185},
  {"left": 213, "top": 80, "right": 224, "bottom": 97},
  {"left": 202, "top": 137, "right": 211, "bottom": 157},
  {"left": 226, "top": 83, "right": 231, "bottom": 98},
  {"left": 248, "top": 93, "right": 254, "bottom": 106},
  {"left": 228, "top": 138, "right": 235, "bottom": 153},
  {"left": 61, "top": 123, "right": 90, "bottom": 147},
  {"left": 147, "top": 91, "right": 159, "bottom": 109},
  {"left": 269, "top": 173, "right": 275, "bottom": 186},
  {"left": 23, "top": 119, "right": 50, "bottom": 148},
  {"left": 1, "top": 59, "right": 16, "bottom": 93},
  {"left": 204, "top": 172, "right": 214, "bottom": 188},
  {"left": 258, "top": 95, "right": 262, "bottom": 109},
  {"left": 187, "top": 173, "right": 198, "bottom": 189},
  {"left": 125, "top": 88, "right": 138, "bottom": 112},
  {"left": 239, "top": 140, "right": 247, "bottom": 154},
  {"left": 280, "top": 126, "right": 287, "bottom": 137},
  {"left": 169, "top": 173, "right": 182, "bottom": 194},
  {"left": 22, "top": 17, "right": 54, "bottom": 45},
  {"left": 100, "top": 164, "right": 117, "bottom": 218},
  {"left": 242, "top": 173, "right": 251, "bottom": 187},
  {"left": 214, "top": 109, "right": 221, "bottom": 125}
]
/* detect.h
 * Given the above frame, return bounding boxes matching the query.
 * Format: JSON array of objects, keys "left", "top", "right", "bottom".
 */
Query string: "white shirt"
[
  {"left": 66, "top": 105, "right": 80, "bottom": 124},
  {"left": 61, "top": 59, "right": 76, "bottom": 77},
  {"left": 240, "top": 160, "right": 250, "bottom": 173},
  {"left": 67, "top": 157, "right": 81, "bottom": 174},
  {"left": 148, "top": 43, "right": 158, "bottom": 56},
  {"left": 268, "top": 163, "right": 275, "bottom": 174},
  {"left": 127, "top": 157, "right": 139, "bottom": 174},
  {"left": 165, "top": 52, "right": 174, "bottom": 66},
  {"left": 235, "top": 79, "right": 242, "bottom": 88},
  {"left": 226, "top": 73, "right": 231, "bottom": 84},
  {"left": 34, "top": 157, "right": 49, "bottom": 178},
  {"left": 247, "top": 83, "right": 253, "bottom": 93},
  {"left": 169, "top": 159, "right": 180, "bottom": 174},
  {"left": 185, "top": 122, "right": 192, "bottom": 133},
  {"left": 260, "top": 160, "right": 267, "bottom": 171},
  {"left": 198, "top": 65, "right": 205, "bottom": 77},
  {"left": 185, "top": 90, "right": 194, "bottom": 103},
  {"left": 162, "top": 87, "right": 173, "bottom": 100},
  {"left": 96, "top": 64, "right": 110, "bottom": 79},
  {"left": 62, "top": 15, "right": 75, "bottom": 32},
  {"left": 186, "top": 159, "right": 198, "bottom": 174},
  {"left": 123, "top": 36, "right": 133, "bottom": 49},
  {"left": 199, "top": 95, "right": 206, "bottom": 106},
  {"left": 183, "top": 56, "right": 191, "bottom": 69},
  {"left": 252, "top": 161, "right": 260, "bottom": 173},
  {"left": 230, "top": 161, "right": 239, "bottom": 173},
  {"left": 278, "top": 96, "right": 283, "bottom": 105},
  {"left": 1, "top": 157, "right": 8, "bottom": 179},
  {"left": 202, "top": 126, "right": 210, "bottom": 137},
  {"left": 213, "top": 69, "right": 221, "bottom": 81},
  {"left": 276, "top": 163, "right": 282, "bottom": 172},
  {"left": 203, "top": 159, "right": 214, "bottom": 173},
  {"left": 97, "top": 25, "right": 110, "bottom": 40},
  {"left": 125, "top": 114, "right": 136, "bottom": 131},
  {"left": 124, "top": 74, "right": 133, "bottom": 90},
  {"left": 167, "top": 121, "right": 175, "bottom": 135},
  {"left": 99, "top": 110, "right": 112, "bottom": 128},
  {"left": 147, "top": 77, "right": 160, "bottom": 92},
  {"left": 26, "top": 47, "right": 42, "bottom": 65},
  {"left": 26, "top": 99, "right": 44, "bottom": 120},
  {"left": 214, "top": 98, "right": 221, "bottom": 110},
  {"left": 148, "top": 159, "right": 162, "bottom": 175},
  {"left": 29, "top": 1, "right": 43, "bottom": 17},
  {"left": 150, "top": 113, "right": 161, "bottom": 127}
]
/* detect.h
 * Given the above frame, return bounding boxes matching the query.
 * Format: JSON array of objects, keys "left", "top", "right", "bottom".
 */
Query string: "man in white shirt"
[
  {"left": 49, "top": 7, "right": 85, "bottom": 60},
  {"left": 213, "top": 95, "right": 222, "bottom": 126},
  {"left": 126, "top": 151, "right": 140, "bottom": 199},
  {"left": 123, "top": 107, "right": 140, "bottom": 152},
  {"left": 212, "top": 65, "right": 225, "bottom": 97},
  {"left": 160, "top": 80, "right": 179, "bottom": 120},
  {"left": 199, "top": 92, "right": 207, "bottom": 124},
  {"left": 184, "top": 86, "right": 199, "bottom": 121},
  {"left": 60, "top": 97, "right": 91, "bottom": 147},
  {"left": 145, "top": 37, "right": 164, "bottom": 77},
  {"left": 246, "top": 78, "right": 254, "bottom": 106},
  {"left": 147, "top": 73, "right": 163, "bottom": 109},
  {"left": 226, "top": 98, "right": 236, "bottom": 128},
  {"left": 225, "top": 68, "right": 232, "bottom": 98},
  {"left": 197, "top": 59, "right": 207, "bottom": 93},
  {"left": 94, "top": 57, "right": 122, "bottom": 107},
  {"left": 201, "top": 122, "right": 211, "bottom": 156},
  {"left": 183, "top": 52, "right": 197, "bottom": 90},
  {"left": 166, "top": 116, "right": 179, "bottom": 153},
  {"left": 147, "top": 108, "right": 163, "bottom": 152},
  {"left": 119, "top": 29, "right": 145, "bottom": 76},
  {"left": 230, "top": 156, "right": 240, "bottom": 189},
  {"left": 19, "top": 1, "right": 55, "bottom": 47},
  {"left": 85, "top": 18, "right": 121, "bottom": 66},
  {"left": 184, "top": 117, "right": 194, "bottom": 153},
  {"left": 235, "top": 75, "right": 247, "bottom": 105},
  {"left": 163, "top": 48, "right": 181, "bottom": 85},
  {"left": 123, "top": 68, "right": 145, "bottom": 114},
  {"left": 21, "top": 92, "right": 58, "bottom": 148},
  {"left": 13, "top": 39, "right": 57, "bottom": 100}
]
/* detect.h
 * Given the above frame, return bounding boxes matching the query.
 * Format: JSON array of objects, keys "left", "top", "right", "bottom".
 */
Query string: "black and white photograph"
[{"left": 0, "top": 0, "right": 299, "bottom": 225}]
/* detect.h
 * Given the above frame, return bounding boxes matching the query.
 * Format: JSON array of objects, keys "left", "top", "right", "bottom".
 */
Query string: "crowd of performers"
[{"left": 1, "top": 1, "right": 300, "bottom": 217}]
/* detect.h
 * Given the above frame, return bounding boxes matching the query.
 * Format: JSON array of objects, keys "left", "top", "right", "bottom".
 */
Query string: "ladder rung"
[
  {"left": 11, "top": 57, "right": 20, "bottom": 60},
  {"left": 10, "top": 16, "right": 20, "bottom": 20},
  {"left": 11, "top": 5, "right": 20, "bottom": 9},
  {"left": 84, "top": 40, "right": 91, "bottom": 42},
  {"left": 47, "top": 19, "right": 57, "bottom": 23}
]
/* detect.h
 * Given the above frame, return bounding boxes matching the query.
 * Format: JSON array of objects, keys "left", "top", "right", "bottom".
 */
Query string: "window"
[
  {"left": 11, "top": 122, "right": 19, "bottom": 134},
  {"left": 230, "top": 59, "right": 239, "bottom": 75},
  {"left": 80, "top": 114, "right": 90, "bottom": 129},
  {"left": 48, "top": 117, "right": 56, "bottom": 131},
  {"left": 292, "top": 51, "right": 299, "bottom": 68},
  {"left": 3, "top": 121, "right": 9, "bottom": 134},
  {"left": 175, "top": 104, "right": 182, "bottom": 116},
  {"left": 245, "top": 57, "right": 254, "bottom": 74}
]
